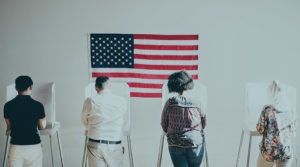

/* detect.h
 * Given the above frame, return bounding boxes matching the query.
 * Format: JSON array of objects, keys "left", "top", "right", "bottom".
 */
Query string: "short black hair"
[
  {"left": 167, "top": 71, "right": 194, "bottom": 93},
  {"left": 15, "top": 75, "right": 33, "bottom": 92},
  {"left": 95, "top": 76, "right": 109, "bottom": 89}
]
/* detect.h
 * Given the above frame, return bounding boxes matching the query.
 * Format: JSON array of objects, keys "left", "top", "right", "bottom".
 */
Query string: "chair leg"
[
  {"left": 50, "top": 135, "right": 54, "bottom": 167},
  {"left": 56, "top": 131, "right": 64, "bottom": 167},
  {"left": 246, "top": 135, "right": 252, "bottom": 167},
  {"left": 3, "top": 136, "right": 9, "bottom": 167},
  {"left": 127, "top": 136, "right": 134, "bottom": 167},
  {"left": 157, "top": 134, "right": 165, "bottom": 167},
  {"left": 236, "top": 130, "right": 244, "bottom": 167}
]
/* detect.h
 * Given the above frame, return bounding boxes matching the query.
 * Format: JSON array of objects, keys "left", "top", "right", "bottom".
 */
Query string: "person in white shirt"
[{"left": 81, "top": 76, "right": 127, "bottom": 167}]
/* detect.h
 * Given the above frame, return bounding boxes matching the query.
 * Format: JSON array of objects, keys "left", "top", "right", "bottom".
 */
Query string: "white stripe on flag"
[
  {"left": 134, "top": 59, "right": 199, "bottom": 65},
  {"left": 134, "top": 49, "right": 198, "bottom": 55},
  {"left": 130, "top": 87, "right": 162, "bottom": 93},
  {"left": 134, "top": 39, "right": 199, "bottom": 45},
  {"left": 101, "top": 77, "right": 167, "bottom": 84}
]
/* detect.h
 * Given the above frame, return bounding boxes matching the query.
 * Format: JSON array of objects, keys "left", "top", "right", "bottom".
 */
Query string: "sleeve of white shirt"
[{"left": 81, "top": 98, "right": 92, "bottom": 128}]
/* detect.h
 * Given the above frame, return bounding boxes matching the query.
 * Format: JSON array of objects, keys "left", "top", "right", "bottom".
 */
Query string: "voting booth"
[
  {"left": 157, "top": 80, "right": 209, "bottom": 167},
  {"left": 236, "top": 81, "right": 297, "bottom": 167},
  {"left": 82, "top": 82, "right": 133, "bottom": 167},
  {"left": 244, "top": 82, "right": 296, "bottom": 132},
  {"left": 3, "top": 82, "right": 64, "bottom": 167},
  {"left": 6, "top": 83, "right": 56, "bottom": 128}
]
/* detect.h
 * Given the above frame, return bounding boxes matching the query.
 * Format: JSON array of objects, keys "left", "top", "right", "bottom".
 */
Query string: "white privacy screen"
[
  {"left": 6, "top": 82, "right": 56, "bottom": 127},
  {"left": 85, "top": 83, "right": 131, "bottom": 135},
  {"left": 161, "top": 80, "right": 208, "bottom": 114},
  {"left": 245, "top": 82, "right": 296, "bottom": 131}
]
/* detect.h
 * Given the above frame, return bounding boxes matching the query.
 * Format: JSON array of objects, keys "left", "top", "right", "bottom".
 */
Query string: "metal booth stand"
[
  {"left": 157, "top": 81, "right": 209, "bottom": 167},
  {"left": 82, "top": 83, "right": 133, "bottom": 167},
  {"left": 3, "top": 82, "right": 64, "bottom": 167},
  {"left": 236, "top": 81, "right": 297, "bottom": 167}
]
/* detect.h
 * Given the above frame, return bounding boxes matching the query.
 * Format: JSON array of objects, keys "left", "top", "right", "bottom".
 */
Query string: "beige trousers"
[
  {"left": 8, "top": 144, "right": 43, "bottom": 167},
  {"left": 257, "top": 153, "right": 293, "bottom": 167},
  {"left": 87, "top": 141, "right": 123, "bottom": 167}
]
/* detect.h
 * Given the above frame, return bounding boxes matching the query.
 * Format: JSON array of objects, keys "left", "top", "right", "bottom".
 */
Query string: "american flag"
[{"left": 89, "top": 34, "right": 199, "bottom": 98}]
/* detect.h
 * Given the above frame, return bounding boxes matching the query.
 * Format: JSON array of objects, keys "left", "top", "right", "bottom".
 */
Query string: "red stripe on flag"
[
  {"left": 134, "top": 44, "right": 198, "bottom": 50},
  {"left": 92, "top": 72, "right": 198, "bottom": 80},
  {"left": 130, "top": 92, "right": 162, "bottom": 98},
  {"left": 192, "top": 75, "right": 198, "bottom": 79},
  {"left": 127, "top": 82, "right": 163, "bottom": 89},
  {"left": 134, "top": 54, "right": 198, "bottom": 60},
  {"left": 133, "top": 34, "right": 198, "bottom": 40},
  {"left": 134, "top": 64, "right": 198, "bottom": 70},
  {"left": 92, "top": 73, "right": 169, "bottom": 79}
]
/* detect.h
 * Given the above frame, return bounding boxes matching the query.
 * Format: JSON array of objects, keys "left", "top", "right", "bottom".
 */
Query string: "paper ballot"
[
  {"left": 85, "top": 82, "right": 131, "bottom": 135},
  {"left": 245, "top": 82, "right": 296, "bottom": 131},
  {"left": 6, "top": 82, "right": 56, "bottom": 128},
  {"left": 161, "top": 80, "right": 208, "bottom": 114}
]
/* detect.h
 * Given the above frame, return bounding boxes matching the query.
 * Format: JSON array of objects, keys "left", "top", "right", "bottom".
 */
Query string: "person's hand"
[{"left": 6, "top": 129, "right": 11, "bottom": 136}]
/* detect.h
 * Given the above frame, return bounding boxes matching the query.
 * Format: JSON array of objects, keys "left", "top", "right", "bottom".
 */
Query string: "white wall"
[{"left": 1, "top": 0, "right": 300, "bottom": 166}]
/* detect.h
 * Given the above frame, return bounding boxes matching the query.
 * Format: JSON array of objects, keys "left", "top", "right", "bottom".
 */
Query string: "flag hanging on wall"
[{"left": 89, "top": 34, "right": 199, "bottom": 98}]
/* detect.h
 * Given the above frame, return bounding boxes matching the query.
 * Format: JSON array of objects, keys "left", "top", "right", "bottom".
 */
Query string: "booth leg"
[
  {"left": 50, "top": 135, "right": 54, "bottom": 167},
  {"left": 85, "top": 151, "right": 88, "bottom": 167},
  {"left": 204, "top": 141, "right": 209, "bottom": 167},
  {"left": 127, "top": 136, "right": 134, "bottom": 167},
  {"left": 82, "top": 136, "right": 88, "bottom": 167},
  {"left": 3, "top": 136, "right": 9, "bottom": 167},
  {"left": 236, "top": 130, "right": 244, "bottom": 167},
  {"left": 246, "top": 135, "right": 252, "bottom": 167},
  {"left": 56, "top": 131, "right": 64, "bottom": 167},
  {"left": 157, "top": 134, "right": 165, "bottom": 167},
  {"left": 202, "top": 151, "right": 206, "bottom": 167}
]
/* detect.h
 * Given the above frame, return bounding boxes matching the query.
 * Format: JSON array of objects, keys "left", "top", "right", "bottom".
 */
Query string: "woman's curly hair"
[{"left": 167, "top": 71, "right": 194, "bottom": 93}]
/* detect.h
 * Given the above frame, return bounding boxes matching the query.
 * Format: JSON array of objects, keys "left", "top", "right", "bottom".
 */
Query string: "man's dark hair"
[
  {"left": 15, "top": 75, "right": 33, "bottom": 92},
  {"left": 95, "top": 76, "right": 109, "bottom": 89},
  {"left": 167, "top": 71, "right": 194, "bottom": 94}
]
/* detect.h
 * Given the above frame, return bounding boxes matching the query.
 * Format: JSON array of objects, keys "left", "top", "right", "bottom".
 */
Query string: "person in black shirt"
[{"left": 4, "top": 76, "right": 46, "bottom": 167}]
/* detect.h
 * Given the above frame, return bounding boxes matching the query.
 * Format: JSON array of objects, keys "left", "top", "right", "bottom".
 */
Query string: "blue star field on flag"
[{"left": 90, "top": 34, "right": 134, "bottom": 68}]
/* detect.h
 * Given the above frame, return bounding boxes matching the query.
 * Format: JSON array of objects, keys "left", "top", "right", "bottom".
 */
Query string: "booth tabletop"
[{"left": 5, "top": 122, "right": 60, "bottom": 136}]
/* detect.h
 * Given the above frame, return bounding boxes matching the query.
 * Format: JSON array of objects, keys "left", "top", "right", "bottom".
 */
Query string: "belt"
[{"left": 89, "top": 138, "right": 121, "bottom": 144}]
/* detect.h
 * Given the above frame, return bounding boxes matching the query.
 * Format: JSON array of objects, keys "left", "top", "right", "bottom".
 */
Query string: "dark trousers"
[{"left": 168, "top": 143, "right": 204, "bottom": 167}]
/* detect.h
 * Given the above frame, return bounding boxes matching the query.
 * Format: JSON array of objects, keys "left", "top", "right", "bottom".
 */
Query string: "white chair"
[
  {"left": 236, "top": 81, "right": 297, "bottom": 167},
  {"left": 82, "top": 82, "right": 134, "bottom": 167},
  {"left": 3, "top": 82, "right": 64, "bottom": 167},
  {"left": 157, "top": 81, "right": 209, "bottom": 167}
]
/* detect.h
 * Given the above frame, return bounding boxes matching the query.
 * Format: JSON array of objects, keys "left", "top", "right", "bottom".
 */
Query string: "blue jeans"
[{"left": 168, "top": 143, "right": 205, "bottom": 167}]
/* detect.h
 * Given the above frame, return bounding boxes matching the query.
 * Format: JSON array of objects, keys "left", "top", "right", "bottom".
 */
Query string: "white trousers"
[
  {"left": 8, "top": 144, "right": 43, "bottom": 167},
  {"left": 87, "top": 141, "right": 123, "bottom": 167},
  {"left": 257, "top": 153, "right": 293, "bottom": 167}
]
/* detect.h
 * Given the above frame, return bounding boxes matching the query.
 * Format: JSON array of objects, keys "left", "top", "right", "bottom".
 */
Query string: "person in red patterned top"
[{"left": 161, "top": 71, "right": 206, "bottom": 167}]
